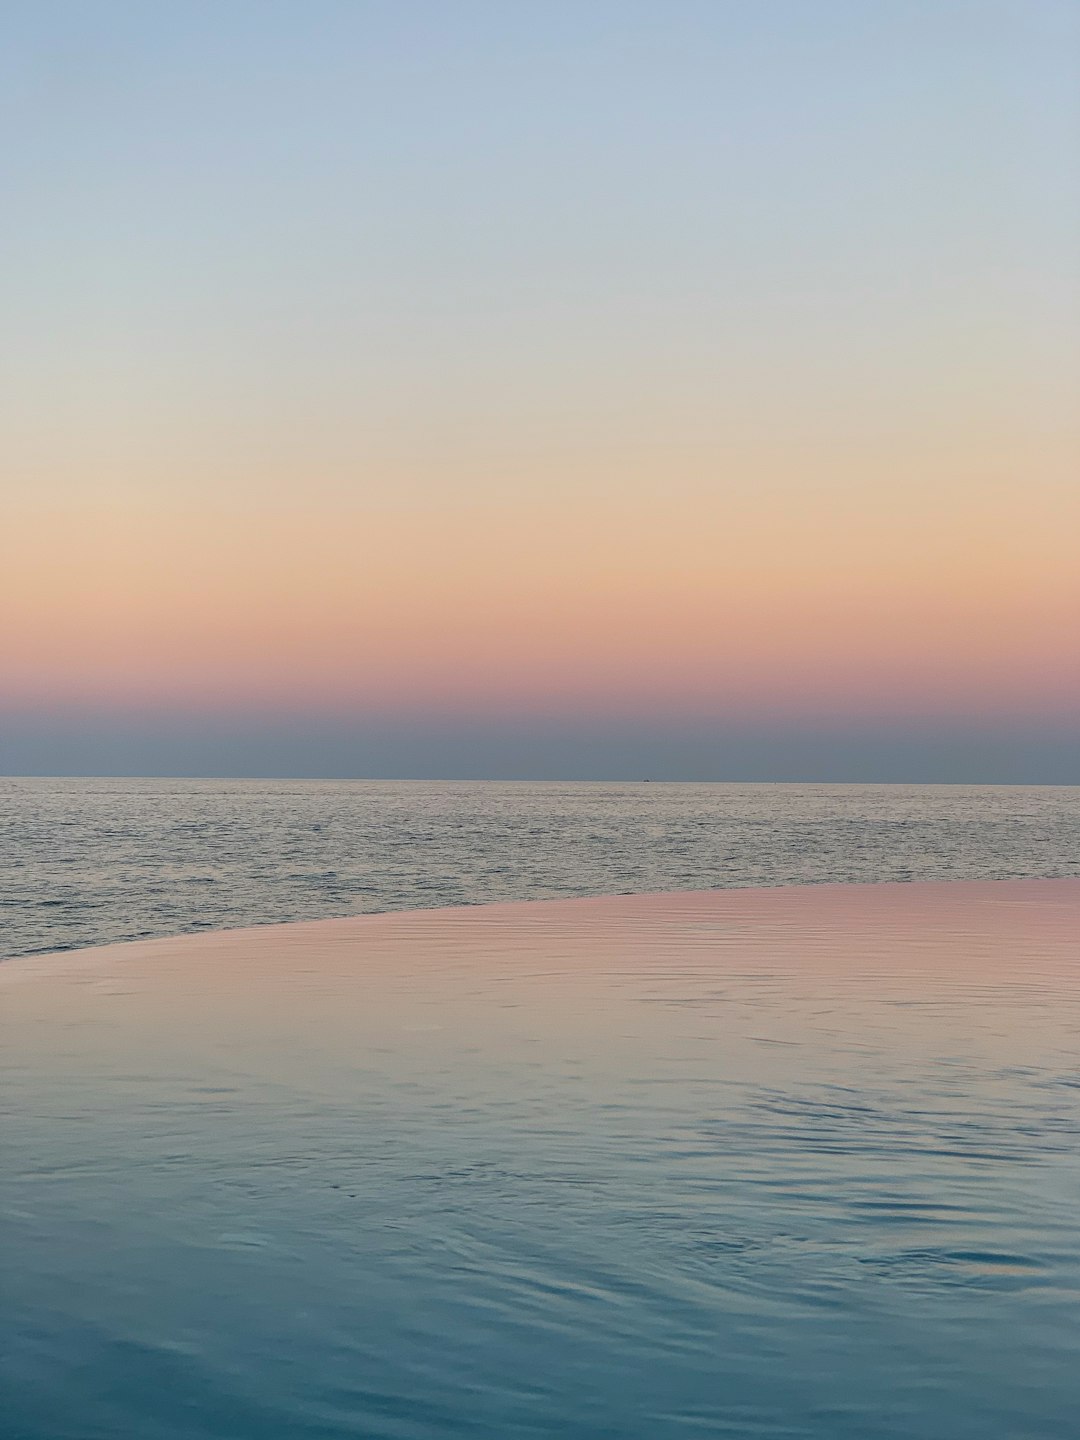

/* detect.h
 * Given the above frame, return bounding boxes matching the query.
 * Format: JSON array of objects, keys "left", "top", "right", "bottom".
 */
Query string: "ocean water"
[
  {"left": 3, "top": 880, "right": 1080, "bottom": 1439},
  {"left": 3, "top": 777, "right": 1080, "bottom": 960}
]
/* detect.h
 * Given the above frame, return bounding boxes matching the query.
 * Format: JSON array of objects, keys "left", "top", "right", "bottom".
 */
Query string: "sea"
[{"left": 3, "top": 776, "right": 1080, "bottom": 961}]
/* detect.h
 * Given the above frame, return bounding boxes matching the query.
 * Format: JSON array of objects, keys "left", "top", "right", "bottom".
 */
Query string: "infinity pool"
[{"left": 3, "top": 880, "right": 1079, "bottom": 1438}]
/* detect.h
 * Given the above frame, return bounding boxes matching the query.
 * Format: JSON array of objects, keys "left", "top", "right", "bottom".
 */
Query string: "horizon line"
[{"left": 3, "top": 773, "right": 1078, "bottom": 789}]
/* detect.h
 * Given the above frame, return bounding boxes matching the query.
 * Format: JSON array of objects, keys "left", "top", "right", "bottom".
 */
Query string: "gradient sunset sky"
[{"left": 3, "top": 1, "right": 1078, "bottom": 780}]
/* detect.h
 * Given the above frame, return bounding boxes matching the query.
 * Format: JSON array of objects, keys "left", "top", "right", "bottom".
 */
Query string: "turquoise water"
[
  {"left": 5, "top": 777, "right": 1080, "bottom": 959},
  {"left": 3, "top": 880, "right": 1079, "bottom": 1438}
]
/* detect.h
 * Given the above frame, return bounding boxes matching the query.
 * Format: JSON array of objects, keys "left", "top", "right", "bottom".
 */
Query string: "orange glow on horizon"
[{"left": 5, "top": 477, "right": 1078, "bottom": 723}]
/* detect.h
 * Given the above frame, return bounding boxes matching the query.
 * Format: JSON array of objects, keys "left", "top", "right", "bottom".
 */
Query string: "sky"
[{"left": 3, "top": 1, "right": 1078, "bottom": 781}]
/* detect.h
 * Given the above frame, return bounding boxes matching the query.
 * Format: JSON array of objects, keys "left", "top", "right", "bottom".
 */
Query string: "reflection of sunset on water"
[{"left": 5, "top": 879, "right": 1080, "bottom": 1436}]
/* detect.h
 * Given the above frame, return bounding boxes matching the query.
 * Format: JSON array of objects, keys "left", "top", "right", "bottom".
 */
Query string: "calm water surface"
[
  {"left": 4, "top": 778, "right": 1080, "bottom": 959},
  {"left": 3, "top": 880, "right": 1080, "bottom": 1438}
]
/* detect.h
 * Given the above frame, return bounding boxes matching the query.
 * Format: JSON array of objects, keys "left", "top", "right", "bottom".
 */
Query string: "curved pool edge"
[{"left": 4, "top": 872, "right": 1079, "bottom": 986}]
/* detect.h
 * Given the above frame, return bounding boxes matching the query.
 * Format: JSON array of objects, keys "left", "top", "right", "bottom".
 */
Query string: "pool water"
[{"left": 3, "top": 879, "right": 1080, "bottom": 1438}]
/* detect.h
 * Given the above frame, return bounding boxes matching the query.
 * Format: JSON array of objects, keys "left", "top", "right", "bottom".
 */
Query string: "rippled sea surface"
[
  {"left": 3, "top": 880, "right": 1080, "bottom": 1439},
  {"left": 4, "top": 777, "right": 1080, "bottom": 959}
]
